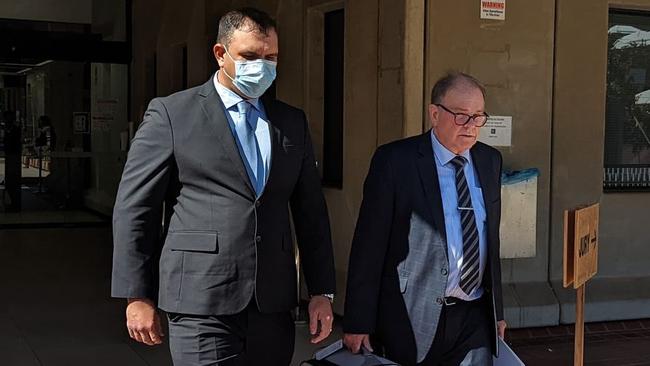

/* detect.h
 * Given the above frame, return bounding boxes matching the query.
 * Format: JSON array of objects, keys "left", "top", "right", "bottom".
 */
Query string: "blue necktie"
[{"left": 236, "top": 101, "right": 264, "bottom": 196}]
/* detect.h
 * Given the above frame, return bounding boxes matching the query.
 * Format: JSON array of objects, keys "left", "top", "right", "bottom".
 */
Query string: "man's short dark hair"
[
  {"left": 430, "top": 72, "right": 486, "bottom": 104},
  {"left": 217, "top": 7, "right": 277, "bottom": 46}
]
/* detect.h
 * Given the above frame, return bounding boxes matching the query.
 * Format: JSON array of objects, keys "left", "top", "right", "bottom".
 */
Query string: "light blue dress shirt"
[
  {"left": 431, "top": 130, "right": 487, "bottom": 301},
  {"left": 213, "top": 72, "right": 271, "bottom": 196}
]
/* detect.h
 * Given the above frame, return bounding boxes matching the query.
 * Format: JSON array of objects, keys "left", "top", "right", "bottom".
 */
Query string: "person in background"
[{"left": 36, "top": 115, "right": 57, "bottom": 152}]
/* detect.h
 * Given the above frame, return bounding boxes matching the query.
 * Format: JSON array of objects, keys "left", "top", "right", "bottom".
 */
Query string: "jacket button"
[
  {"left": 436, "top": 297, "right": 443, "bottom": 305},
  {"left": 441, "top": 268, "right": 448, "bottom": 276},
  {"left": 255, "top": 201, "right": 261, "bottom": 207},
  {"left": 255, "top": 236, "right": 262, "bottom": 243}
]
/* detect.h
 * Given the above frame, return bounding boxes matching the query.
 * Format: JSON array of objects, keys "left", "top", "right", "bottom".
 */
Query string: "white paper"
[
  {"left": 326, "top": 350, "right": 396, "bottom": 366},
  {"left": 481, "top": 0, "right": 506, "bottom": 20},
  {"left": 479, "top": 116, "right": 512, "bottom": 147},
  {"left": 314, "top": 339, "right": 344, "bottom": 360},
  {"left": 313, "top": 339, "right": 397, "bottom": 366},
  {"left": 493, "top": 337, "right": 525, "bottom": 366}
]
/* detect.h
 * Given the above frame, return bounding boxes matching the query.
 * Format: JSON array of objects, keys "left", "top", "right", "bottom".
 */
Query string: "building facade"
[{"left": 2, "top": 0, "right": 650, "bottom": 328}]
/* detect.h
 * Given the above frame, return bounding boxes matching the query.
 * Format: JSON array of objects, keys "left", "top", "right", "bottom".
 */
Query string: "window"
[{"left": 605, "top": 10, "right": 650, "bottom": 191}]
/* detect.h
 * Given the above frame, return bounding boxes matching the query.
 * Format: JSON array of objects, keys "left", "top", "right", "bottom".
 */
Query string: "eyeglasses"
[{"left": 435, "top": 104, "right": 489, "bottom": 127}]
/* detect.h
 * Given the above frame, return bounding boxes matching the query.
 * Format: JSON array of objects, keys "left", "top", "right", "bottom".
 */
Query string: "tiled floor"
[
  {"left": 1, "top": 226, "right": 649, "bottom": 366},
  {"left": 0, "top": 226, "right": 338, "bottom": 366},
  {"left": 0, "top": 209, "right": 107, "bottom": 227},
  {"left": 0, "top": 188, "right": 106, "bottom": 227}
]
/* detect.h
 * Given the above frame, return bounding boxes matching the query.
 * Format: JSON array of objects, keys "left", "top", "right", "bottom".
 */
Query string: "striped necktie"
[{"left": 450, "top": 156, "right": 481, "bottom": 296}]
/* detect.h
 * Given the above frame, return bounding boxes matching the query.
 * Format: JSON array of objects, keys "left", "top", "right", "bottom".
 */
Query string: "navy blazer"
[{"left": 344, "top": 132, "right": 503, "bottom": 363}]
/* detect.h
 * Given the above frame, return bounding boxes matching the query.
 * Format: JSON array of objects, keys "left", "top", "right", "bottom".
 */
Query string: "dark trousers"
[
  {"left": 167, "top": 300, "right": 295, "bottom": 366},
  {"left": 419, "top": 297, "right": 492, "bottom": 366}
]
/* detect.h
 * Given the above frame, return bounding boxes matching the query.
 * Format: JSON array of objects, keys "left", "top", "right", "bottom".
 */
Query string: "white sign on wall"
[
  {"left": 73, "top": 112, "right": 90, "bottom": 134},
  {"left": 480, "top": 0, "right": 506, "bottom": 20},
  {"left": 479, "top": 116, "right": 512, "bottom": 147}
]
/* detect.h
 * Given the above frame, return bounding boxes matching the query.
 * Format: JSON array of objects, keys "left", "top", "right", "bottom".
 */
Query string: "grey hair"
[{"left": 430, "top": 72, "right": 486, "bottom": 104}]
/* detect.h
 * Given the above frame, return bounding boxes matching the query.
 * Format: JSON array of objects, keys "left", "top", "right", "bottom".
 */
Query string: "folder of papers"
[
  {"left": 313, "top": 340, "right": 398, "bottom": 366},
  {"left": 311, "top": 337, "right": 524, "bottom": 366},
  {"left": 493, "top": 337, "right": 525, "bottom": 366}
]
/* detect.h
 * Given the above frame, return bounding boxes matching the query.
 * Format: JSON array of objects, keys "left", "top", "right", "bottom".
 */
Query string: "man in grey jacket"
[{"left": 112, "top": 8, "right": 336, "bottom": 366}]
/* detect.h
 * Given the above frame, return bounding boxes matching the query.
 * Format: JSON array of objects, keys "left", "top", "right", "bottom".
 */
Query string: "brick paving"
[{"left": 508, "top": 320, "right": 650, "bottom": 365}]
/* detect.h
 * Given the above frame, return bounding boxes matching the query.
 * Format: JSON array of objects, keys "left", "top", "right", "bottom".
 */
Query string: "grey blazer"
[
  {"left": 344, "top": 133, "right": 503, "bottom": 363},
  {"left": 111, "top": 78, "right": 336, "bottom": 315}
]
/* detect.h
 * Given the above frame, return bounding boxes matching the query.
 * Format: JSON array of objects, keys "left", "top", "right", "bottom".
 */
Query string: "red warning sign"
[{"left": 481, "top": 0, "right": 506, "bottom": 20}]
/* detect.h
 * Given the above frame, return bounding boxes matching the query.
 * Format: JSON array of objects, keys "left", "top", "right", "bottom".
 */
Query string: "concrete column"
[
  {"left": 403, "top": 0, "right": 426, "bottom": 137},
  {"left": 320, "top": 0, "right": 380, "bottom": 313},
  {"left": 552, "top": 0, "right": 650, "bottom": 324},
  {"left": 426, "top": 0, "right": 556, "bottom": 327}
]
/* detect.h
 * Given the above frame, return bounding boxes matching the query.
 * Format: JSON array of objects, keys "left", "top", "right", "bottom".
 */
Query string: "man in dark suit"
[
  {"left": 112, "top": 8, "right": 336, "bottom": 366},
  {"left": 343, "top": 73, "right": 507, "bottom": 365}
]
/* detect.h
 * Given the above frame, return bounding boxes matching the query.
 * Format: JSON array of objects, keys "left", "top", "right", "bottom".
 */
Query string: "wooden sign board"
[{"left": 563, "top": 203, "right": 599, "bottom": 289}]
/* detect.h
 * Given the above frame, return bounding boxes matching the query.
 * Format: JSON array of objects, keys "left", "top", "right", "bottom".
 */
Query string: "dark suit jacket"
[
  {"left": 111, "top": 78, "right": 336, "bottom": 315},
  {"left": 343, "top": 132, "right": 503, "bottom": 364}
]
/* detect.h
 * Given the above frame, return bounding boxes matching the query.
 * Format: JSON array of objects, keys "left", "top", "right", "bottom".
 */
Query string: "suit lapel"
[
  {"left": 197, "top": 79, "right": 255, "bottom": 198},
  {"left": 416, "top": 132, "right": 448, "bottom": 245}
]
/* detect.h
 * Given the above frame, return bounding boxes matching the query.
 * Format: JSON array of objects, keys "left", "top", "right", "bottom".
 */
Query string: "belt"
[{"left": 443, "top": 296, "right": 481, "bottom": 306}]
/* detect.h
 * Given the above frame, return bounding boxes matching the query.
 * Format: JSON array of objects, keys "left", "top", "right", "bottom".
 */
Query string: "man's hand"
[
  {"left": 308, "top": 295, "right": 334, "bottom": 344},
  {"left": 343, "top": 333, "right": 373, "bottom": 354},
  {"left": 126, "top": 298, "right": 164, "bottom": 346},
  {"left": 497, "top": 320, "right": 507, "bottom": 339}
]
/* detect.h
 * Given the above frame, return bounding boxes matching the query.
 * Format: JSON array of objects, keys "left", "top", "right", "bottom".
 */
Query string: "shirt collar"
[
  {"left": 430, "top": 129, "right": 471, "bottom": 167},
  {"left": 213, "top": 71, "right": 261, "bottom": 112}
]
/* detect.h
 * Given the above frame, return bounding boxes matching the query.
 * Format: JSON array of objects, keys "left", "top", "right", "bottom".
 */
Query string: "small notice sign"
[
  {"left": 478, "top": 116, "right": 512, "bottom": 147},
  {"left": 73, "top": 112, "right": 90, "bottom": 134},
  {"left": 481, "top": 0, "right": 506, "bottom": 20},
  {"left": 563, "top": 203, "right": 599, "bottom": 289},
  {"left": 563, "top": 202, "right": 599, "bottom": 366}
]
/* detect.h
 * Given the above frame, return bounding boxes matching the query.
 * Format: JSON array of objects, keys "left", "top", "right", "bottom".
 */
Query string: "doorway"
[{"left": 0, "top": 15, "right": 129, "bottom": 226}]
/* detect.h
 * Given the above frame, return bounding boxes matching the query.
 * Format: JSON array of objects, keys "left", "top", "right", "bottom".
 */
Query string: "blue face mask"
[{"left": 223, "top": 48, "right": 277, "bottom": 99}]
